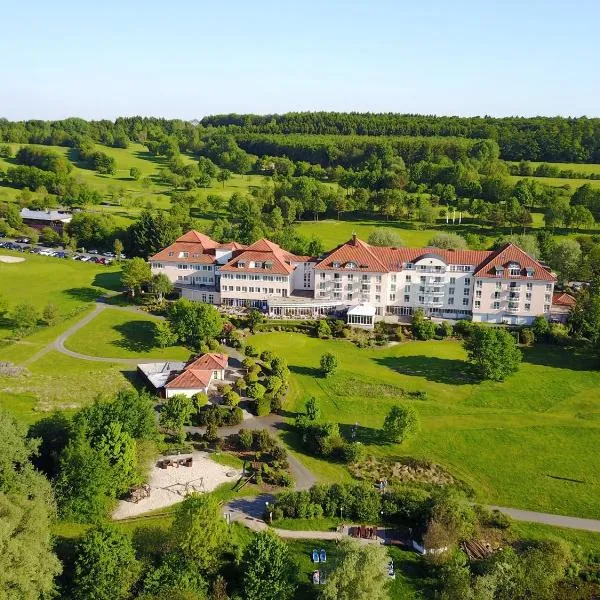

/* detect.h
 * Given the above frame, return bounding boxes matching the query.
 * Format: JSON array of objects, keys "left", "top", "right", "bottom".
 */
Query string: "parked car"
[
  {"left": 104, "top": 251, "right": 115, "bottom": 258},
  {"left": 88, "top": 249, "right": 99, "bottom": 254},
  {"left": 15, "top": 238, "right": 30, "bottom": 243}
]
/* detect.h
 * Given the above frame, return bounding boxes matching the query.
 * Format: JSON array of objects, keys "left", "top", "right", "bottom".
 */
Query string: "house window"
[
  {"left": 347, "top": 293, "right": 353, "bottom": 301},
  {"left": 405, "top": 275, "right": 412, "bottom": 283},
  {"left": 496, "top": 282, "right": 502, "bottom": 290},
  {"left": 544, "top": 304, "right": 550, "bottom": 312},
  {"left": 347, "top": 274, "right": 354, "bottom": 280},
  {"left": 420, "top": 276, "right": 426, "bottom": 283},
  {"left": 389, "top": 293, "right": 396, "bottom": 301},
  {"left": 463, "top": 288, "right": 470, "bottom": 296},
  {"left": 494, "top": 291, "right": 500, "bottom": 299},
  {"left": 334, "top": 273, "right": 340, "bottom": 279},
  {"left": 462, "top": 298, "right": 469, "bottom": 306},
  {"left": 332, "top": 261, "right": 340, "bottom": 268},
  {"left": 527, "top": 283, "right": 533, "bottom": 290},
  {"left": 474, "top": 300, "right": 481, "bottom": 309},
  {"left": 493, "top": 302, "right": 500, "bottom": 309},
  {"left": 476, "top": 280, "right": 482, "bottom": 288},
  {"left": 525, "top": 303, "right": 531, "bottom": 311},
  {"left": 546, "top": 284, "right": 552, "bottom": 292},
  {"left": 449, "top": 287, "right": 455, "bottom": 295},
  {"left": 475, "top": 290, "right": 482, "bottom": 298},
  {"left": 448, "top": 297, "right": 454, "bottom": 305},
  {"left": 464, "top": 278, "right": 471, "bottom": 286},
  {"left": 418, "top": 296, "right": 425, "bottom": 303},
  {"left": 404, "top": 285, "right": 411, "bottom": 293},
  {"left": 320, "top": 273, "right": 326, "bottom": 279},
  {"left": 404, "top": 295, "right": 410, "bottom": 302},
  {"left": 545, "top": 294, "right": 551, "bottom": 303},
  {"left": 375, "top": 295, "right": 381, "bottom": 302},
  {"left": 526, "top": 292, "right": 532, "bottom": 300}
]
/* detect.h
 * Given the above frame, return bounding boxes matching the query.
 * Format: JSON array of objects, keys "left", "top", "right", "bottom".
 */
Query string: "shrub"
[
  {"left": 253, "top": 429, "right": 275, "bottom": 451},
  {"left": 317, "top": 319, "right": 332, "bottom": 339},
  {"left": 520, "top": 328, "right": 534, "bottom": 346},
  {"left": 244, "top": 344, "right": 258, "bottom": 357},
  {"left": 382, "top": 405, "right": 419, "bottom": 443},
  {"left": 412, "top": 309, "right": 436, "bottom": 340},
  {"left": 319, "top": 352, "right": 338, "bottom": 377},
  {"left": 205, "top": 423, "right": 218, "bottom": 443},
  {"left": 229, "top": 407, "right": 243, "bottom": 426},
  {"left": 453, "top": 319, "right": 476, "bottom": 339},
  {"left": 192, "top": 392, "right": 208, "bottom": 411},
  {"left": 438, "top": 321, "right": 453, "bottom": 338},
  {"left": 242, "top": 357, "right": 256, "bottom": 370},
  {"left": 223, "top": 390, "right": 240, "bottom": 407},
  {"left": 260, "top": 350, "right": 274, "bottom": 365},
  {"left": 247, "top": 382, "right": 266, "bottom": 400},
  {"left": 342, "top": 441, "right": 365, "bottom": 464},
  {"left": 255, "top": 396, "right": 271, "bottom": 416},
  {"left": 238, "top": 429, "right": 253, "bottom": 450},
  {"left": 234, "top": 378, "right": 247, "bottom": 392}
]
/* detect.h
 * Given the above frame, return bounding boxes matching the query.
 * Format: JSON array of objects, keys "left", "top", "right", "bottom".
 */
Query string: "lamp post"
[{"left": 265, "top": 500, "right": 272, "bottom": 524}]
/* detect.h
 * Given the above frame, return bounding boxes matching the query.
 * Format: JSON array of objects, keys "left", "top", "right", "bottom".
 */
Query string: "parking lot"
[{"left": 0, "top": 236, "right": 124, "bottom": 265}]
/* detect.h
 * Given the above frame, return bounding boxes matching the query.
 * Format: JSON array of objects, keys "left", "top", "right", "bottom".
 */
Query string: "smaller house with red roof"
[
  {"left": 138, "top": 353, "right": 229, "bottom": 398},
  {"left": 550, "top": 292, "right": 576, "bottom": 323}
]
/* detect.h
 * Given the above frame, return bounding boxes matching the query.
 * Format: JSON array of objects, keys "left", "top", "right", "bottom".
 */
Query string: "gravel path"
[{"left": 487, "top": 506, "right": 600, "bottom": 532}]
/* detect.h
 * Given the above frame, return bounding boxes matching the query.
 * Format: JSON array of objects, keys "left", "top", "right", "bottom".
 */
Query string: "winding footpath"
[{"left": 15, "top": 300, "right": 600, "bottom": 534}]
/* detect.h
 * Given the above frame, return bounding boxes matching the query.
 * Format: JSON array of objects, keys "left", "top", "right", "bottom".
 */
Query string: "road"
[{"left": 488, "top": 506, "right": 600, "bottom": 533}]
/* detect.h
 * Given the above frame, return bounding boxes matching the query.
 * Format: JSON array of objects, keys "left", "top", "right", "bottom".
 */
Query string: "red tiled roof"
[
  {"left": 220, "top": 238, "right": 305, "bottom": 275},
  {"left": 176, "top": 230, "right": 218, "bottom": 248},
  {"left": 149, "top": 230, "right": 220, "bottom": 263},
  {"left": 165, "top": 353, "right": 228, "bottom": 389},
  {"left": 552, "top": 292, "right": 576, "bottom": 306},
  {"left": 314, "top": 237, "right": 492, "bottom": 272},
  {"left": 473, "top": 243, "right": 556, "bottom": 281}
]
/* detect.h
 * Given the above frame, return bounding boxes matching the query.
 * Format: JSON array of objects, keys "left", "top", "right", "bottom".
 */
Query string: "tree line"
[{"left": 200, "top": 112, "right": 600, "bottom": 163}]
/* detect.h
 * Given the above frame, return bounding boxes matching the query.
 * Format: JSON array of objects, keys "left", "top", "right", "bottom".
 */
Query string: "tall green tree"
[
  {"left": 0, "top": 411, "right": 61, "bottom": 600},
  {"left": 121, "top": 257, "right": 151, "bottom": 297},
  {"left": 167, "top": 298, "right": 223, "bottom": 347},
  {"left": 171, "top": 493, "right": 228, "bottom": 571},
  {"left": 242, "top": 531, "right": 297, "bottom": 600},
  {"left": 321, "top": 538, "right": 390, "bottom": 600},
  {"left": 72, "top": 525, "right": 140, "bottom": 600},
  {"left": 320, "top": 352, "right": 338, "bottom": 377},
  {"left": 464, "top": 327, "right": 522, "bottom": 381},
  {"left": 382, "top": 405, "right": 419, "bottom": 443},
  {"left": 151, "top": 272, "right": 173, "bottom": 303},
  {"left": 160, "top": 394, "right": 194, "bottom": 443}
]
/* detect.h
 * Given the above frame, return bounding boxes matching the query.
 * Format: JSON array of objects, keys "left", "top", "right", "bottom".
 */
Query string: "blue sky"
[{"left": 2, "top": 0, "right": 599, "bottom": 119}]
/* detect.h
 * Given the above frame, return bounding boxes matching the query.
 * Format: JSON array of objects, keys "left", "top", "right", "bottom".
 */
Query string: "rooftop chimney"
[{"left": 351, "top": 231, "right": 357, "bottom": 245}]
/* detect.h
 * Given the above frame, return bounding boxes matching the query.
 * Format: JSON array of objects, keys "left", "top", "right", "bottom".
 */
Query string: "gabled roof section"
[
  {"left": 314, "top": 237, "right": 389, "bottom": 272},
  {"left": 473, "top": 243, "right": 556, "bottom": 281},
  {"left": 552, "top": 292, "right": 576, "bottom": 306},
  {"left": 176, "top": 230, "right": 218, "bottom": 248},
  {"left": 220, "top": 238, "right": 305, "bottom": 275},
  {"left": 165, "top": 353, "right": 228, "bottom": 389},
  {"left": 149, "top": 230, "right": 219, "bottom": 263}
]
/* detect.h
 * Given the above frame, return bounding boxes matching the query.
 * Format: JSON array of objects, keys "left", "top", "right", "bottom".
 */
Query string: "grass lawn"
[
  {"left": 0, "top": 250, "right": 121, "bottom": 339},
  {"left": 0, "top": 350, "right": 139, "bottom": 423},
  {"left": 248, "top": 332, "right": 600, "bottom": 518},
  {"left": 64, "top": 308, "right": 191, "bottom": 360},
  {"left": 509, "top": 161, "right": 600, "bottom": 176},
  {"left": 508, "top": 174, "right": 600, "bottom": 190}
]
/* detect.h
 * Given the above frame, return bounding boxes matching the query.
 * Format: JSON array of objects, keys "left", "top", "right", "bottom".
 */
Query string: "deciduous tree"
[
  {"left": 381, "top": 404, "right": 418, "bottom": 443},
  {"left": 464, "top": 326, "right": 521, "bottom": 381}
]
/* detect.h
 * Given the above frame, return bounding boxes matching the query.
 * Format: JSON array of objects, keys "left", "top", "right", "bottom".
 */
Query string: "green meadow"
[{"left": 248, "top": 332, "right": 600, "bottom": 519}]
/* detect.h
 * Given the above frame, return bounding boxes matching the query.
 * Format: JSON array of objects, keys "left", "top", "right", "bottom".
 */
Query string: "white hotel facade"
[{"left": 150, "top": 231, "right": 556, "bottom": 328}]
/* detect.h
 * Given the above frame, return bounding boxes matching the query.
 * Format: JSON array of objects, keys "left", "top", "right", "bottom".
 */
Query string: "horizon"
[{"left": 3, "top": 0, "right": 599, "bottom": 120}]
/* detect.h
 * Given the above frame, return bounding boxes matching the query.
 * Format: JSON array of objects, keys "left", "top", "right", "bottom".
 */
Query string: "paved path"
[
  {"left": 22, "top": 300, "right": 174, "bottom": 366},
  {"left": 487, "top": 506, "right": 600, "bottom": 532}
]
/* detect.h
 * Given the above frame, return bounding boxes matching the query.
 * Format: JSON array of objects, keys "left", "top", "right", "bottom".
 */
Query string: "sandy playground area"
[
  {"left": 0, "top": 255, "right": 25, "bottom": 263},
  {"left": 112, "top": 451, "right": 242, "bottom": 520}
]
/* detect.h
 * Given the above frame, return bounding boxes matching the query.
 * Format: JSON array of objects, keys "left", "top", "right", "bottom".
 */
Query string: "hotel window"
[
  {"left": 462, "top": 298, "right": 469, "bottom": 306},
  {"left": 418, "top": 296, "right": 425, "bottom": 303},
  {"left": 407, "top": 263, "right": 414, "bottom": 269},
  {"left": 546, "top": 284, "right": 552, "bottom": 292},
  {"left": 463, "top": 288, "right": 470, "bottom": 296},
  {"left": 527, "top": 283, "right": 533, "bottom": 290},
  {"left": 405, "top": 275, "right": 412, "bottom": 282},
  {"left": 202, "top": 294, "right": 207, "bottom": 302},
  {"left": 376, "top": 275, "right": 382, "bottom": 283},
  {"left": 464, "top": 278, "right": 471, "bottom": 286},
  {"left": 525, "top": 303, "right": 531, "bottom": 311},
  {"left": 391, "top": 274, "right": 397, "bottom": 282},
  {"left": 449, "top": 287, "right": 455, "bottom": 295},
  {"left": 475, "top": 290, "right": 482, "bottom": 298},
  {"left": 545, "top": 294, "right": 551, "bottom": 302},
  {"left": 334, "top": 273, "right": 340, "bottom": 279},
  {"left": 494, "top": 291, "right": 500, "bottom": 299},
  {"left": 332, "top": 261, "right": 340, "bottom": 268},
  {"left": 235, "top": 286, "right": 240, "bottom": 291},
  {"left": 320, "top": 273, "right": 326, "bottom": 279},
  {"left": 544, "top": 304, "right": 550, "bottom": 312},
  {"left": 375, "top": 295, "right": 381, "bottom": 302},
  {"left": 509, "top": 263, "right": 521, "bottom": 276},
  {"left": 404, "top": 285, "right": 410, "bottom": 293},
  {"left": 526, "top": 292, "right": 532, "bottom": 300},
  {"left": 391, "top": 284, "right": 396, "bottom": 291},
  {"left": 208, "top": 295, "right": 214, "bottom": 303},
  {"left": 495, "top": 282, "right": 502, "bottom": 289},
  {"left": 493, "top": 302, "right": 500, "bottom": 309},
  {"left": 376, "top": 285, "right": 381, "bottom": 292},
  {"left": 474, "top": 300, "right": 481, "bottom": 309},
  {"left": 389, "top": 293, "right": 396, "bottom": 301},
  {"left": 347, "top": 293, "right": 353, "bottom": 301},
  {"left": 449, "top": 277, "right": 456, "bottom": 284},
  {"left": 420, "top": 276, "right": 426, "bottom": 283},
  {"left": 347, "top": 274, "right": 354, "bottom": 280},
  {"left": 448, "top": 297, "right": 454, "bottom": 305},
  {"left": 333, "top": 292, "right": 341, "bottom": 299},
  {"left": 362, "top": 274, "right": 369, "bottom": 281},
  {"left": 476, "top": 280, "right": 482, "bottom": 288},
  {"left": 404, "top": 295, "right": 410, "bottom": 302}
]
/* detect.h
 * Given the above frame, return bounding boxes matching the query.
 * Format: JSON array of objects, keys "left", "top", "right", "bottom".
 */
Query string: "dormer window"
[
  {"left": 525, "top": 267, "right": 534, "bottom": 277},
  {"left": 179, "top": 252, "right": 189, "bottom": 258},
  {"left": 508, "top": 262, "right": 521, "bottom": 276},
  {"left": 238, "top": 261, "right": 245, "bottom": 268},
  {"left": 254, "top": 261, "right": 263, "bottom": 269},
  {"left": 168, "top": 252, "right": 174, "bottom": 257},
  {"left": 264, "top": 261, "right": 273, "bottom": 270},
  {"left": 495, "top": 266, "right": 504, "bottom": 276},
  {"left": 346, "top": 261, "right": 356, "bottom": 269},
  {"left": 332, "top": 261, "right": 340, "bottom": 268}
]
